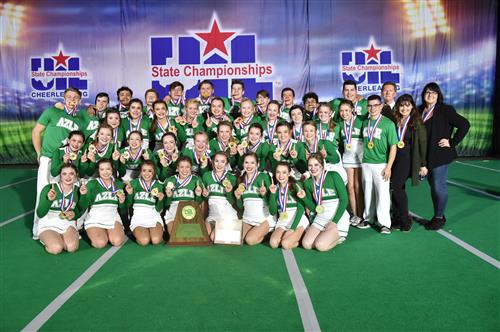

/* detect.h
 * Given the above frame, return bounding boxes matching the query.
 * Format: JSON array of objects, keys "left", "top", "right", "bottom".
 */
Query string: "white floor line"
[
  {"left": 0, "top": 209, "right": 35, "bottom": 228},
  {"left": 282, "top": 249, "right": 321, "bottom": 332},
  {"left": 0, "top": 176, "right": 37, "bottom": 190},
  {"left": 410, "top": 212, "right": 500, "bottom": 269},
  {"left": 447, "top": 180, "right": 500, "bottom": 200},
  {"left": 22, "top": 239, "right": 128, "bottom": 332},
  {"left": 455, "top": 161, "right": 500, "bottom": 173}
]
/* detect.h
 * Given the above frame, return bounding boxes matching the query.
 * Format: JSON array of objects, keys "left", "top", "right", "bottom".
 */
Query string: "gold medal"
[
  {"left": 168, "top": 126, "right": 177, "bottom": 133},
  {"left": 116, "top": 189, "right": 124, "bottom": 196},
  {"left": 200, "top": 155, "right": 207, "bottom": 163},
  {"left": 397, "top": 141, "right": 405, "bottom": 149},
  {"left": 276, "top": 148, "right": 283, "bottom": 155},
  {"left": 222, "top": 178, "right": 231, "bottom": 188},
  {"left": 177, "top": 117, "right": 186, "bottom": 126},
  {"left": 228, "top": 141, "right": 237, "bottom": 149},
  {"left": 280, "top": 211, "right": 289, "bottom": 220},
  {"left": 346, "top": 144, "right": 352, "bottom": 150},
  {"left": 88, "top": 145, "right": 96, "bottom": 153},
  {"left": 151, "top": 188, "right": 159, "bottom": 197},
  {"left": 59, "top": 212, "right": 67, "bottom": 219},
  {"left": 158, "top": 150, "right": 165, "bottom": 159},
  {"left": 238, "top": 183, "right": 246, "bottom": 193},
  {"left": 367, "top": 142, "right": 374, "bottom": 149},
  {"left": 240, "top": 140, "right": 248, "bottom": 148},
  {"left": 166, "top": 182, "right": 175, "bottom": 190},
  {"left": 69, "top": 152, "right": 77, "bottom": 161},
  {"left": 315, "top": 205, "right": 325, "bottom": 214},
  {"left": 122, "top": 151, "right": 130, "bottom": 160}
]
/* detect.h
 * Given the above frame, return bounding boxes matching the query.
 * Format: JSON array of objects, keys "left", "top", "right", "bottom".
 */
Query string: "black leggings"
[{"left": 390, "top": 153, "right": 411, "bottom": 222}]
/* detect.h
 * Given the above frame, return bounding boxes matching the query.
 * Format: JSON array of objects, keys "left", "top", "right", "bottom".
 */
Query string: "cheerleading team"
[{"left": 32, "top": 80, "right": 468, "bottom": 254}]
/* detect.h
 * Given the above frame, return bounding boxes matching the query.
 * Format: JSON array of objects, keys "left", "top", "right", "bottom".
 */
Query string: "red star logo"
[
  {"left": 52, "top": 50, "right": 71, "bottom": 67},
  {"left": 195, "top": 19, "right": 235, "bottom": 56},
  {"left": 363, "top": 43, "right": 382, "bottom": 62}
]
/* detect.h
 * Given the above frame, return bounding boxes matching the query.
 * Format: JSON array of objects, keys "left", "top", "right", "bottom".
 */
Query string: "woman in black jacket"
[
  {"left": 418, "top": 82, "right": 470, "bottom": 230},
  {"left": 391, "top": 94, "right": 427, "bottom": 232}
]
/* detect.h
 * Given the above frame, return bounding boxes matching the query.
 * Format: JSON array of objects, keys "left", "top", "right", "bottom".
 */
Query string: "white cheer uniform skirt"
[
  {"left": 130, "top": 204, "right": 164, "bottom": 231},
  {"left": 242, "top": 198, "right": 276, "bottom": 231},
  {"left": 275, "top": 207, "right": 309, "bottom": 231},
  {"left": 84, "top": 204, "right": 123, "bottom": 230},
  {"left": 164, "top": 201, "right": 181, "bottom": 225},
  {"left": 37, "top": 210, "right": 77, "bottom": 237},
  {"left": 312, "top": 199, "right": 350, "bottom": 237},
  {"left": 206, "top": 196, "right": 238, "bottom": 224},
  {"left": 342, "top": 138, "right": 363, "bottom": 168}
]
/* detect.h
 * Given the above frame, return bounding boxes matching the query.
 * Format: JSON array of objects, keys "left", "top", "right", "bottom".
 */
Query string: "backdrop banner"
[{"left": 0, "top": 0, "right": 496, "bottom": 163}]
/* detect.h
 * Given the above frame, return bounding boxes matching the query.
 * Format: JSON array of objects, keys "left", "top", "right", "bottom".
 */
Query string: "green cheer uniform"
[
  {"left": 362, "top": 115, "right": 398, "bottom": 164},
  {"left": 269, "top": 140, "right": 307, "bottom": 174},
  {"left": 208, "top": 138, "right": 239, "bottom": 169},
  {"left": 236, "top": 172, "right": 275, "bottom": 227},
  {"left": 279, "top": 106, "right": 292, "bottom": 122},
  {"left": 37, "top": 107, "right": 80, "bottom": 158},
  {"left": 77, "top": 109, "right": 100, "bottom": 142},
  {"left": 117, "top": 147, "right": 153, "bottom": 179},
  {"left": 234, "top": 115, "right": 265, "bottom": 141},
  {"left": 175, "top": 116, "right": 205, "bottom": 148},
  {"left": 151, "top": 118, "right": 186, "bottom": 151},
  {"left": 152, "top": 149, "right": 178, "bottom": 182},
  {"left": 303, "top": 139, "right": 340, "bottom": 165},
  {"left": 36, "top": 183, "right": 84, "bottom": 220},
  {"left": 79, "top": 179, "right": 126, "bottom": 211},
  {"left": 163, "top": 175, "right": 203, "bottom": 223},
  {"left": 125, "top": 179, "right": 165, "bottom": 212},
  {"left": 83, "top": 142, "right": 119, "bottom": 177},
  {"left": 50, "top": 146, "right": 88, "bottom": 178},
  {"left": 269, "top": 185, "right": 308, "bottom": 230},
  {"left": 182, "top": 148, "right": 211, "bottom": 176},
  {"left": 166, "top": 99, "right": 184, "bottom": 118},
  {"left": 121, "top": 116, "right": 152, "bottom": 148},
  {"left": 237, "top": 140, "right": 271, "bottom": 172},
  {"left": 329, "top": 98, "right": 368, "bottom": 120},
  {"left": 205, "top": 114, "right": 234, "bottom": 140},
  {"left": 263, "top": 118, "right": 281, "bottom": 144}
]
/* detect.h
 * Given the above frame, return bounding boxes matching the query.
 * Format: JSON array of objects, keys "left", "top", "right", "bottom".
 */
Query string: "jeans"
[{"left": 428, "top": 163, "right": 449, "bottom": 217}]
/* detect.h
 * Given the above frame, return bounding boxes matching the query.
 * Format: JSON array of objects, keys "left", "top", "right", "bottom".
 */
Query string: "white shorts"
[
  {"left": 84, "top": 204, "right": 123, "bottom": 230},
  {"left": 275, "top": 208, "right": 309, "bottom": 231},
  {"left": 37, "top": 211, "right": 77, "bottom": 237},
  {"left": 325, "top": 161, "right": 348, "bottom": 184},
  {"left": 206, "top": 196, "right": 238, "bottom": 224},
  {"left": 242, "top": 198, "right": 276, "bottom": 231},
  {"left": 130, "top": 204, "right": 164, "bottom": 231},
  {"left": 312, "top": 200, "right": 350, "bottom": 237},
  {"left": 342, "top": 139, "right": 363, "bottom": 168}
]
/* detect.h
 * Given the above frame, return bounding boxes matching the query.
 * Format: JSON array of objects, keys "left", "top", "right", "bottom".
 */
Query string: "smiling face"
[
  {"left": 199, "top": 83, "right": 213, "bottom": 99},
  {"left": 318, "top": 105, "right": 332, "bottom": 123},
  {"left": 98, "top": 162, "right": 113, "bottom": 180},
  {"left": 64, "top": 91, "right": 80, "bottom": 110},
  {"left": 128, "top": 132, "right": 142, "bottom": 149},
  {"left": 342, "top": 84, "right": 357, "bottom": 102},
  {"left": 217, "top": 124, "right": 232, "bottom": 143},
  {"left": 154, "top": 103, "right": 167, "bottom": 120},
  {"left": 248, "top": 127, "right": 262, "bottom": 144},
  {"left": 177, "top": 160, "right": 192, "bottom": 178},
  {"left": 68, "top": 134, "right": 84, "bottom": 151},
  {"left": 424, "top": 90, "right": 438, "bottom": 107},
  {"left": 303, "top": 123, "right": 316, "bottom": 141},
  {"left": 290, "top": 108, "right": 304, "bottom": 125},
  {"left": 398, "top": 101, "right": 413, "bottom": 118},
  {"left": 276, "top": 125, "right": 291, "bottom": 144},
  {"left": 194, "top": 134, "right": 207, "bottom": 151},
  {"left": 231, "top": 83, "right": 244, "bottom": 100},
  {"left": 140, "top": 164, "right": 155, "bottom": 182},
  {"left": 367, "top": 99, "right": 383, "bottom": 119},
  {"left": 60, "top": 166, "right": 77, "bottom": 186},
  {"left": 185, "top": 102, "right": 198, "bottom": 119},
  {"left": 304, "top": 98, "right": 318, "bottom": 112},
  {"left": 243, "top": 155, "right": 257, "bottom": 173},
  {"left": 275, "top": 165, "right": 289, "bottom": 184},
  {"left": 307, "top": 157, "right": 323, "bottom": 177},
  {"left": 339, "top": 104, "right": 353, "bottom": 121},
  {"left": 282, "top": 90, "right": 294, "bottom": 106},
  {"left": 145, "top": 92, "right": 158, "bottom": 106},
  {"left": 210, "top": 99, "right": 224, "bottom": 117},
  {"left": 169, "top": 86, "right": 183, "bottom": 100},
  {"left": 213, "top": 154, "right": 228, "bottom": 172},
  {"left": 106, "top": 113, "right": 120, "bottom": 129},
  {"left": 266, "top": 103, "right": 279, "bottom": 121},
  {"left": 256, "top": 94, "right": 269, "bottom": 108},
  {"left": 162, "top": 135, "right": 176, "bottom": 153},
  {"left": 240, "top": 100, "right": 254, "bottom": 118},
  {"left": 382, "top": 84, "right": 396, "bottom": 104},
  {"left": 118, "top": 90, "right": 131, "bottom": 106},
  {"left": 97, "top": 127, "right": 112, "bottom": 145},
  {"left": 95, "top": 96, "right": 109, "bottom": 111},
  {"left": 129, "top": 102, "right": 143, "bottom": 120}
]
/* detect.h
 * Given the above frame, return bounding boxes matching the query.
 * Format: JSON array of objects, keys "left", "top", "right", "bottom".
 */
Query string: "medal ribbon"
[
  {"left": 312, "top": 171, "right": 326, "bottom": 205},
  {"left": 129, "top": 116, "right": 143, "bottom": 133},
  {"left": 266, "top": 120, "right": 277, "bottom": 143},
  {"left": 319, "top": 123, "right": 328, "bottom": 140},
  {"left": 293, "top": 125, "right": 303, "bottom": 141},
  {"left": 218, "top": 140, "right": 228, "bottom": 152},
  {"left": 193, "top": 149, "right": 210, "bottom": 165},
  {"left": 199, "top": 96, "right": 211, "bottom": 105},
  {"left": 58, "top": 183, "right": 74, "bottom": 212},
  {"left": 113, "top": 128, "right": 119, "bottom": 144},
  {"left": 97, "top": 177, "right": 116, "bottom": 193},
  {"left": 422, "top": 105, "right": 435, "bottom": 123},
  {"left": 175, "top": 174, "right": 192, "bottom": 189},
  {"left": 307, "top": 137, "right": 319, "bottom": 153},
  {"left": 212, "top": 170, "right": 227, "bottom": 183},
  {"left": 344, "top": 115, "right": 355, "bottom": 145},
  {"left": 245, "top": 171, "right": 258, "bottom": 189},
  {"left": 172, "top": 96, "right": 184, "bottom": 106},
  {"left": 64, "top": 105, "right": 77, "bottom": 117},
  {"left": 139, "top": 178, "right": 156, "bottom": 193},
  {"left": 158, "top": 118, "right": 171, "bottom": 134},
  {"left": 97, "top": 143, "right": 108, "bottom": 156},
  {"left": 367, "top": 114, "right": 383, "bottom": 145},
  {"left": 130, "top": 146, "right": 143, "bottom": 162},
  {"left": 277, "top": 182, "right": 289, "bottom": 213},
  {"left": 397, "top": 115, "right": 411, "bottom": 142},
  {"left": 240, "top": 115, "right": 253, "bottom": 129},
  {"left": 248, "top": 140, "right": 261, "bottom": 153},
  {"left": 278, "top": 140, "right": 293, "bottom": 155}
]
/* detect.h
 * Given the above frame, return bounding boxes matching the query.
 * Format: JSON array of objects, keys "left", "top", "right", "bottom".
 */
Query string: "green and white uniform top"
[
  {"left": 362, "top": 114, "right": 398, "bottom": 164},
  {"left": 182, "top": 147, "right": 212, "bottom": 176},
  {"left": 208, "top": 138, "right": 239, "bottom": 169},
  {"left": 77, "top": 109, "right": 100, "bottom": 142},
  {"left": 302, "top": 138, "right": 340, "bottom": 165},
  {"left": 125, "top": 178, "right": 164, "bottom": 212},
  {"left": 152, "top": 149, "right": 178, "bottom": 182},
  {"left": 235, "top": 171, "right": 271, "bottom": 208},
  {"left": 335, "top": 115, "right": 364, "bottom": 146},
  {"left": 117, "top": 146, "right": 153, "bottom": 173},
  {"left": 302, "top": 171, "right": 348, "bottom": 223},
  {"left": 50, "top": 146, "right": 88, "bottom": 177},
  {"left": 174, "top": 115, "right": 205, "bottom": 148},
  {"left": 116, "top": 104, "right": 129, "bottom": 119},
  {"left": 316, "top": 121, "right": 337, "bottom": 142},
  {"left": 163, "top": 174, "right": 203, "bottom": 206},
  {"left": 202, "top": 170, "right": 237, "bottom": 205},
  {"left": 37, "top": 106, "right": 80, "bottom": 158},
  {"left": 263, "top": 118, "right": 281, "bottom": 145},
  {"left": 120, "top": 115, "right": 152, "bottom": 149},
  {"left": 279, "top": 105, "right": 292, "bottom": 122},
  {"left": 84, "top": 142, "right": 119, "bottom": 177},
  {"left": 143, "top": 106, "right": 155, "bottom": 119},
  {"left": 329, "top": 98, "right": 368, "bottom": 120},
  {"left": 152, "top": 118, "right": 186, "bottom": 150},
  {"left": 167, "top": 99, "right": 184, "bottom": 118},
  {"left": 234, "top": 115, "right": 264, "bottom": 141},
  {"left": 237, "top": 140, "right": 271, "bottom": 172},
  {"left": 269, "top": 184, "right": 307, "bottom": 230},
  {"left": 79, "top": 178, "right": 126, "bottom": 210},
  {"left": 195, "top": 96, "right": 212, "bottom": 117},
  {"left": 269, "top": 139, "right": 307, "bottom": 174},
  {"left": 205, "top": 114, "right": 234, "bottom": 140},
  {"left": 222, "top": 97, "right": 241, "bottom": 114},
  {"left": 36, "top": 183, "right": 83, "bottom": 219}
]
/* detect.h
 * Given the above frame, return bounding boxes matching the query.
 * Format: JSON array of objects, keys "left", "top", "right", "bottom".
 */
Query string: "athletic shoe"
[
  {"left": 401, "top": 216, "right": 413, "bottom": 232},
  {"left": 380, "top": 226, "right": 391, "bottom": 234},
  {"left": 356, "top": 220, "right": 371, "bottom": 229},
  {"left": 425, "top": 216, "right": 446, "bottom": 231},
  {"left": 338, "top": 236, "right": 346, "bottom": 244},
  {"left": 350, "top": 215, "right": 363, "bottom": 227},
  {"left": 392, "top": 220, "right": 401, "bottom": 230}
]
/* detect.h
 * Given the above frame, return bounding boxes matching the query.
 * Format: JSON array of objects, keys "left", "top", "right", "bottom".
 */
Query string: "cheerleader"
[
  {"left": 121, "top": 98, "right": 152, "bottom": 149},
  {"left": 79, "top": 159, "right": 126, "bottom": 248},
  {"left": 316, "top": 102, "right": 337, "bottom": 142},
  {"left": 85, "top": 124, "right": 120, "bottom": 177},
  {"left": 182, "top": 131, "right": 212, "bottom": 176},
  {"left": 165, "top": 81, "right": 184, "bottom": 117},
  {"left": 103, "top": 109, "right": 125, "bottom": 148},
  {"left": 255, "top": 89, "right": 270, "bottom": 117},
  {"left": 301, "top": 154, "right": 349, "bottom": 251},
  {"left": 270, "top": 122, "right": 307, "bottom": 176},
  {"left": 208, "top": 121, "right": 239, "bottom": 169},
  {"left": 153, "top": 132, "right": 179, "bottom": 182},
  {"left": 196, "top": 79, "right": 214, "bottom": 117},
  {"left": 336, "top": 100, "right": 364, "bottom": 225},
  {"left": 205, "top": 97, "right": 233, "bottom": 139},
  {"left": 150, "top": 100, "right": 185, "bottom": 151},
  {"left": 144, "top": 88, "right": 159, "bottom": 119},
  {"left": 234, "top": 153, "right": 276, "bottom": 245},
  {"left": 233, "top": 98, "right": 264, "bottom": 140},
  {"left": 202, "top": 152, "right": 238, "bottom": 241},
  {"left": 236, "top": 123, "right": 270, "bottom": 172},
  {"left": 50, "top": 130, "right": 88, "bottom": 178},
  {"left": 263, "top": 100, "right": 282, "bottom": 144},
  {"left": 268, "top": 162, "right": 309, "bottom": 250},
  {"left": 174, "top": 99, "right": 205, "bottom": 149},
  {"left": 125, "top": 161, "right": 165, "bottom": 245},
  {"left": 36, "top": 164, "right": 84, "bottom": 254},
  {"left": 290, "top": 105, "right": 305, "bottom": 142},
  {"left": 163, "top": 157, "right": 204, "bottom": 234},
  {"left": 223, "top": 79, "right": 244, "bottom": 118},
  {"left": 117, "top": 131, "right": 153, "bottom": 182}
]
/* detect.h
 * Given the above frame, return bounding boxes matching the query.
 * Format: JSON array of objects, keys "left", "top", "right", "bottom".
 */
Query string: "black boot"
[
  {"left": 401, "top": 215, "right": 413, "bottom": 232},
  {"left": 425, "top": 216, "right": 446, "bottom": 231}
]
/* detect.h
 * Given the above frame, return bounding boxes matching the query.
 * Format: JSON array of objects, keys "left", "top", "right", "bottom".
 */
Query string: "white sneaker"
[{"left": 349, "top": 215, "right": 363, "bottom": 226}]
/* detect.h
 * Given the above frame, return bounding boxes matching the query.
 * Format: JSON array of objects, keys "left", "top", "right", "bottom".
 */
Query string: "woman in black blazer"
[{"left": 418, "top": 82, "right": 470, "bottom": 230}]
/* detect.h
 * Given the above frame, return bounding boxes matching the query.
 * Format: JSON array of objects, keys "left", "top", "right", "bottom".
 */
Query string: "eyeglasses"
[
  {"left": 425, "top": 91, "right": 438, "bottom": 96},
  {"left": 367, "top": 104, "right": 382, "bottom": 109}
]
